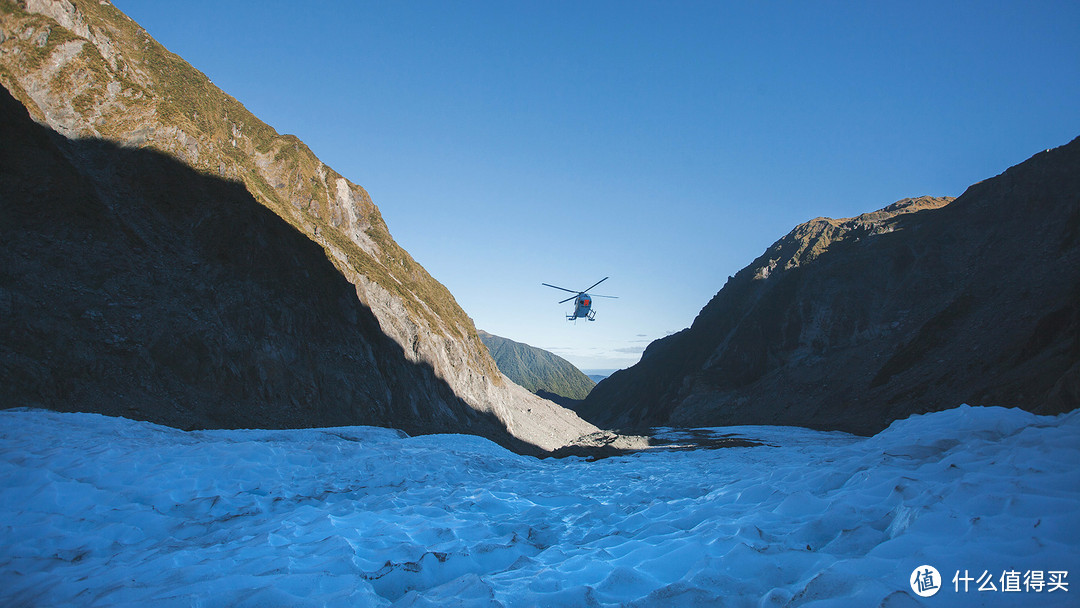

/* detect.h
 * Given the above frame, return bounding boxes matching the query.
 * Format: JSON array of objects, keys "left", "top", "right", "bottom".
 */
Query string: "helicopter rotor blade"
[
  {"left": 558, "top": 295, "right": 578, "bottom": 304},
  {"left": 542, "top": 283, "right": 580, "bottom": 294},
  {"left": 592, "top": 294, "right": 619, "bottom": 299},
  {"left": 581, "top": 277, "right": 609, "bottom": 293}
]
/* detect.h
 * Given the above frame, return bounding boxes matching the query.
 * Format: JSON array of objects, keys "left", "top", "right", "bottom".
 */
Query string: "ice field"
[{"left": 1, "top": 405, "right": 1077, "bottom": 607}]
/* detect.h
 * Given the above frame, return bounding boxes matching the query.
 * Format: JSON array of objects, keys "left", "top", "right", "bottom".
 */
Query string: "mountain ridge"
[
  {"left": 580, "top": 140, "right": 1080, "bottom": 433},
  {"left": 0, "top": 0, "right": 598, "bottom": 452},
  {"left": 0, "top": 84, "right": 551, "bottom": 452}
]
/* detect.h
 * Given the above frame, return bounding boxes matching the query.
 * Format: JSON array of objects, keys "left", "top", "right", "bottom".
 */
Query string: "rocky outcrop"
[
  {"left": 580, "top": 139, "right": 1080, "bottom": 434},
  {"left": 0, "top": 0, "right": 598, "bottom": 452}
]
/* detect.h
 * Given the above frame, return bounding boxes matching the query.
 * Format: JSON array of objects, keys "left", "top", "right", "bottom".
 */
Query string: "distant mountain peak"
[{"left": 479, "top": 331, "right": 595, "bottom": 404}]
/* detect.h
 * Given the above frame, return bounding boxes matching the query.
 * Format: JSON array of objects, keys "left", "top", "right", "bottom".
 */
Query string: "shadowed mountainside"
[
  {"left": 0, "top": 85, "right": 554, "bottom": 454},
  {"left": 580, "top": 138, "right": 1080, "bottom": 434},
  {"left": 0, "top": 0, "right": 600, "bottom": 452},
  {"left": 479, "top": 331, "right": 595, "bottom": 404}
]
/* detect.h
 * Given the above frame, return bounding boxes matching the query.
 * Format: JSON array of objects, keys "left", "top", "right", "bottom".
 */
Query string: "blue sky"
[{"left": 114, "top": 1, "right": 1079, "bottom": 371}]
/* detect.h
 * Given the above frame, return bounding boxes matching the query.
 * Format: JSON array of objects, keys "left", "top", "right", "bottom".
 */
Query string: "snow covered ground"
[{"left": 1, "top": 405, "right": 1077, "bottom": 607}]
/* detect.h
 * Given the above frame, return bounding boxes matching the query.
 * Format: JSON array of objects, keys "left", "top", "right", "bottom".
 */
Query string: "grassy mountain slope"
[
  {"left": 479, "top": 331, "right": 595, "bottom": 402},
  {"left": 0, "top": 85, "right": 535, "bottom": 451},
  {"left": 0, "top": 0, "right": 472, "bottom": 342},
  {"left": 0, "top": 0, "right": 599, "bottom": 451}
]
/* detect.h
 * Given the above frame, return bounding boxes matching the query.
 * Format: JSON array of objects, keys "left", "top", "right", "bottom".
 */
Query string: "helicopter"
[{"left": 542, "top": 277, "right": 618, "bottom": 321}]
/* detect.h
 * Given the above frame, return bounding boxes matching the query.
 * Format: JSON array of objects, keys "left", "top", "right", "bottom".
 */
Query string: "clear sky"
[{"left": 113, "top": 0, "right": 1079, "bottom": 372}]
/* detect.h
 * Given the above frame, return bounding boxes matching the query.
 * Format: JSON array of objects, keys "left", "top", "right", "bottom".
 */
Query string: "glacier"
[{"left": 0, "top": 405, "right": 1077, "bottom": 607}]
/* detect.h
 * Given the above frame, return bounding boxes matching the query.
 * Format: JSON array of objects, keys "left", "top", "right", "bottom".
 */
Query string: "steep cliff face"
[
  {"left": 0, "top": 0, "right": 597, "bottom": 451},
  {"left": 580, "top": 139, "right": 1080, "bottom": 434}
]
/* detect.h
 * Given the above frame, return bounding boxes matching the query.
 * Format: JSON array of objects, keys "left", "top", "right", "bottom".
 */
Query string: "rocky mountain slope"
[
  {"left": 479, "top": 331, "right": 595, "bottom": 404},
  {"left": 0, "top": 0, "right": 598, "bottom": 452},
  {"left": 580, "top": 139, "right": 1080, "bottom": 434}
]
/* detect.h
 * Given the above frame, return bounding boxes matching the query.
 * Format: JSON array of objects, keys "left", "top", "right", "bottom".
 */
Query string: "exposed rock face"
[
  {"left": 479, "top": 331, "right": 596, "bottom": 404},
  {"left": 580, "top": 139, "right": 1080, "bottom": 434},
  {"left": 0, "top": 0, "right": 598, "bottom": 452}
]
